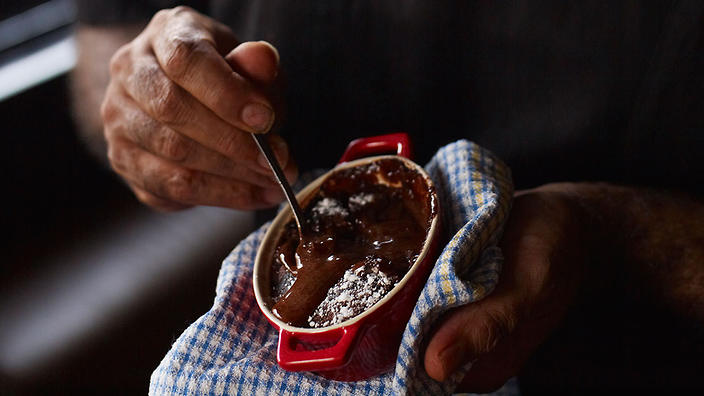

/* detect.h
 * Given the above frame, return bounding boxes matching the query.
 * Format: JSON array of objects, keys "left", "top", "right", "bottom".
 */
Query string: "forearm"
[
  {"left": 556, "top": 182, "right": 704, "bottom": 323},
  {"left": 70, "top": 24, "right": 143, "bottom": 162}
]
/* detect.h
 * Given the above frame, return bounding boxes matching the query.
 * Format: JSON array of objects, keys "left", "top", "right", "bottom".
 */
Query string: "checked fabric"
[{"left": 150, "top": 140, "right": 515, "bottom": 395}]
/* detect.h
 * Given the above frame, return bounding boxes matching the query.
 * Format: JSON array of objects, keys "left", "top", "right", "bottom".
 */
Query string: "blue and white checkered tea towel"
[{"left": 149, "top": 140, "right": 515, "bottom": 395}]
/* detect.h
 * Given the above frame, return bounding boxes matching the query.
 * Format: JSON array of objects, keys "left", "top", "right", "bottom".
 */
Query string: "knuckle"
[
  {"left": 474, "top": 319, "right": 500, "bottom": 354},
  {"left": 151, "top": 9, "right": 170, "bottom": 24},
  {"left": 162, "top": 35, "right": 205, "bottom": 80},
  {"left": 108, "top": 45, "right": 129, "bottom": 77},
  {"left": 99, "top": 96, "right": 114, "bottom": 124},
  {"left": 133, "top": 188, "right": 156, "bottom": 206},
  {"left": 134, "top": 189, "right": 170, "bottom": 211},
  {"left": 131, "top": 60, "right": 161, "bottom": 95},
  {"left": 162, "top": 168, "right": 196, "bottom": 202},
  {"left": 214, "top": 132, "right": 244, "bottom": 158},
  {"left": 485, "top": 305, "right": 517, "bottom": 342},
  {"left": 150, "top": 6, "right": 193, "bottom": 26},
  {"left": 155, "top": 130, "right": 191, "bottom": 162},
  {"left": 100, "top": 87, "right": 124, "bottom": 127},
  {"left": 106, "top": 141, "right": 128, "bottom": 174},
  {"left": 150, "top": 83, "right": 186, "bottom": 124},
  {"left": 170, "top": 5, "right": 194, "bottom": 16},
  {"left": 467, "top": 305, "right": 517, "bottom": 355},
  {"left": 106, "top": 143, "right": 118, "bottom": 168}
]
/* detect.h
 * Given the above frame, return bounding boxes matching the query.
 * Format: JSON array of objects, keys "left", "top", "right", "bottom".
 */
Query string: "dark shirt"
[{"left": 77, "top": 1, "right": 704, "bottom": 193}]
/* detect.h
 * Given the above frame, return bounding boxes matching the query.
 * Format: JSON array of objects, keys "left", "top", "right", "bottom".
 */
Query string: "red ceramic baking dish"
[{"left": 253, "top": 133, "right": 442, "bottom": 381}]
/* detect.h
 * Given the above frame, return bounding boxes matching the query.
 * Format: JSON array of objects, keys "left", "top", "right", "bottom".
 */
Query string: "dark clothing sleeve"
[
  {"left": 73, "top": 0, "right": 704, "bottom": 195},
  {"left": 623, "top": 0, "right": 704, "bottom": 195},
  {"left": 75, "top": 0, "right": 210, "bottom": 25}
]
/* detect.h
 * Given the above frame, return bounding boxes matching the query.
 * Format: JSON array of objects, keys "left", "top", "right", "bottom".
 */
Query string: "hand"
[
  {"left": 424, "top": 184, "right": 587, "bottom": 392},
  {"left": 101, "top": 6, "right": 296, "bottom": 211}
]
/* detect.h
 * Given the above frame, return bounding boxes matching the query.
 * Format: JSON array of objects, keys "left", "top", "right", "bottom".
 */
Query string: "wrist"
[
  {"left": 527, "top": 182, "right": 630, "bottom": 297},
  {"left": 535, "top": 182, "right": 704, "bottom": 323}
]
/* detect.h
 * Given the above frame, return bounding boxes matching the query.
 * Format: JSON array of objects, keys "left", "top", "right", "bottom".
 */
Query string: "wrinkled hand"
[
  {"left": 424, "top": 184, "right": 587, "bottom": 392},
  {"left": 101, "top": 6, "right": 296, "bottom": 211}
]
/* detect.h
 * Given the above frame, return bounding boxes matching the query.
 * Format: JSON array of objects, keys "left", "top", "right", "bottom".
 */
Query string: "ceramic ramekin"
[{"left": 253, "top": 133, "right": 442, "bottom": 381}]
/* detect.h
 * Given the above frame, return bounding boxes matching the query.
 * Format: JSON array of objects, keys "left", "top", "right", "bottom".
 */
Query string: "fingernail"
[{"left": 242, "top": 102, "right": 274, "bottom": 132}]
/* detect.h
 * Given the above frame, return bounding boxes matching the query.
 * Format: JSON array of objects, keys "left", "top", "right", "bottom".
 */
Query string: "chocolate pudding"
[{"left": 270, "top": 158, "right": 436, "bottom": 328}]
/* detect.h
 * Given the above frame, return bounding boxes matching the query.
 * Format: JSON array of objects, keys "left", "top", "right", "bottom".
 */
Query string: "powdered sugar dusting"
[
  {"left": 311, "top": 197, "right": 348, "bottom": 218},
  {"left": 348, "top": 192, "right": 375, "bottom": 211},
  {"left": 307, "top": 263, "right": 399, "bottom": 328}
]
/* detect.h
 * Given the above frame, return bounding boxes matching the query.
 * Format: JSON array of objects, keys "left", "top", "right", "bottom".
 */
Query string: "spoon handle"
[{"left": 251, "top": 133, "right": 304, "bottom": 231}]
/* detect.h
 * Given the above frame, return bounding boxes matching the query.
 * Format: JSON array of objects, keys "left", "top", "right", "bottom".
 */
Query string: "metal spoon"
[{"left": 251, "top": 133, "right": 305, "bottom": 235}]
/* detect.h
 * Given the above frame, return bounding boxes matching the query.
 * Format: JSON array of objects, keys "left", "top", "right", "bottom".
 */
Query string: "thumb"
[
  {"left": 225, "top": 41, "right": 280, "bottom": 85},
  {"left": 424, "top": 295, "right": 519, "bottom": 382}
]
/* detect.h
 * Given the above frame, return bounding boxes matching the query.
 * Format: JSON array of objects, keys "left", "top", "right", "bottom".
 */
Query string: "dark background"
[
  {"left": 0, "top": 2, "right": 255, "bottom": 393},
  {"left": 1, "top": 1, "right": 702, "bottom": 395},
  {"left": 0, "top": 76, "right": 180, "bottom": 393}
]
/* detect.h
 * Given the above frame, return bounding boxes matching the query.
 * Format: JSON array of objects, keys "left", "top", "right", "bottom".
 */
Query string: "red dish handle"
[
  {"left": 277, "top": 323, "right": 361, "bottom": 372},
  {"left": 338, "top": 132, "right": 413, "bottom": 164}
]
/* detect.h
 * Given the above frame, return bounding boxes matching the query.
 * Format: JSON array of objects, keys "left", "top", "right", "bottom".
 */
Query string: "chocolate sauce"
[{"left": 270, "top": 158, "right": 436, "bottom": 328}]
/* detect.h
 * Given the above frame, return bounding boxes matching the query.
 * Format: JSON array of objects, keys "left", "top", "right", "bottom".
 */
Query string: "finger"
[
  {"left": 424, "top": 291, "right": 520, "bottom": 382},
  {"left": 149, "top": 9, "right": 275, "bottom": 133},
  {"left": 130, "top": 184, "right": 193, "bottom": 212},
  {"left": 111, "top": 48, "right": 289, "bottom": 172},
  {"left": 106, "top": 88, "right": 279, "bottom": 188},
  {"left": 149, "top": 7, "right": 240, "bottom": 55},
  {"left": 450, "top": 192, "right": 580, "bottom": 392},
  {"left": 226, "top": 41, "right": 285, "bottom": 124},
  {"left": 108, "top": 137, "right": 285, "bottom": 210},
  {"left": 225, "top": 41, "right": 280, "bottom": 85},
  {"left": 281, "top": 151, "right": 299, "bottom": 185}
]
